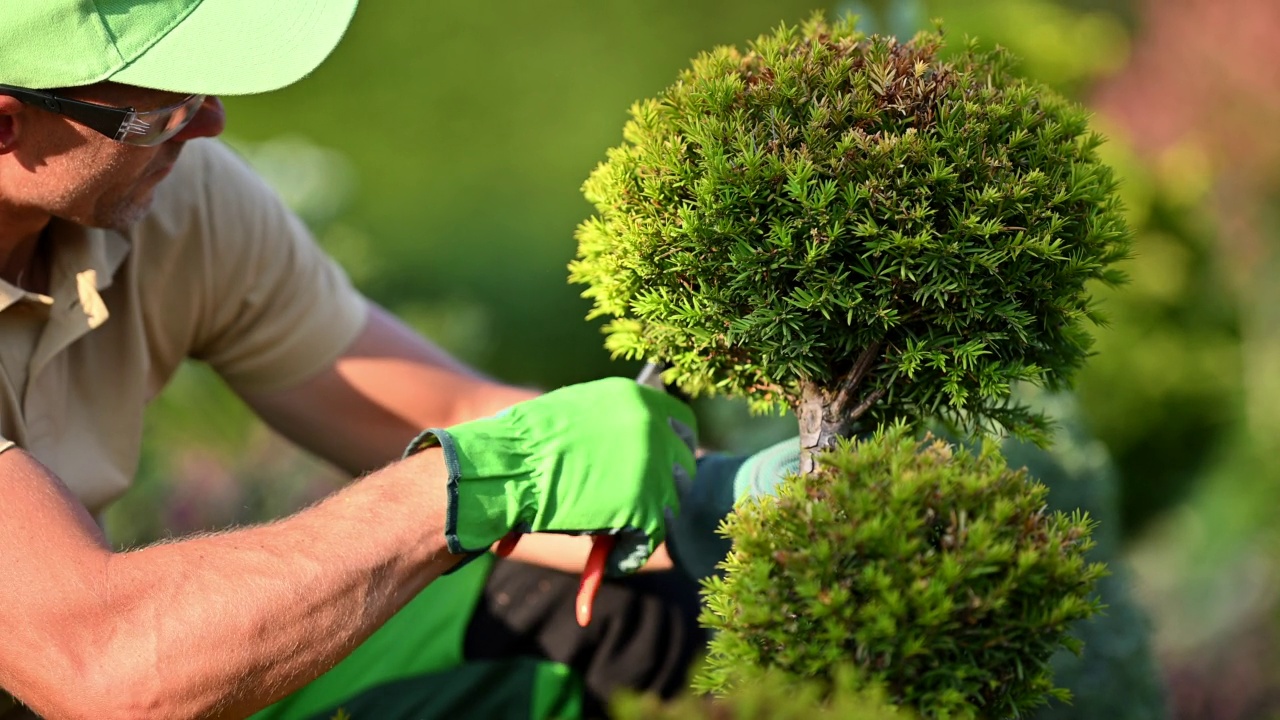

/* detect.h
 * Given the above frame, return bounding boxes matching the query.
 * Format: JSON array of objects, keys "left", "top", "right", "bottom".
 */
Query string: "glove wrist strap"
[{"left": 405, "top": 422, "right": 537, "bottom": 566}]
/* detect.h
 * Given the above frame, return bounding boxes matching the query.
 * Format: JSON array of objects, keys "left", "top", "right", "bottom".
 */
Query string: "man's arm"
[
  {"left": 241, "top": 303, "right": 674, "bottom": 571},
  {"left": 0, "top": 445, "right": 458, "bottom": 720},
  {"left": 242, "top": 302, "right": 538, "bottom": 472}
]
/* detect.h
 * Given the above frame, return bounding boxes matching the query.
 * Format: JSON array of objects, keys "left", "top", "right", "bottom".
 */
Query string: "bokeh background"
[{"left": 104, "top": 1, "right": 1280, "bottom": 717}]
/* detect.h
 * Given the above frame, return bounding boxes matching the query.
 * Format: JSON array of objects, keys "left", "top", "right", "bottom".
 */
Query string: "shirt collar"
[
  {"left": 62, "top": 222, "right": 132, "bottom": 329},
  {"left": 0, "top": 220, "right": 130, "bottom": 318},
  {"left": 6, "top": 221, "right": 132, "bottom": 381}
]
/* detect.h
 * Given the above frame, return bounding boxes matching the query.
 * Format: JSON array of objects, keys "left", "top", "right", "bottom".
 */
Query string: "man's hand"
[
  {"left": 406, "top": 377, "right": 698, "bottom": 575},
  {"left": 666, "top": 436, "right": 800, "bottom": 581}
]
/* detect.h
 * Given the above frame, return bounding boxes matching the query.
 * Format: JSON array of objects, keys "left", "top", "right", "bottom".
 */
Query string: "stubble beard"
[
  {"left": 84, "top": 149, "right": 179, "bottom": 231},
  {"left": 94, "top": 189, "right": 155, "bottom": 231}
]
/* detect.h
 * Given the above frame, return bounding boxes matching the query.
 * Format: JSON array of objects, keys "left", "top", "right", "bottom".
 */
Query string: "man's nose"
[{"left": 170, "top": 96, "right": 226, "bottom": 142}]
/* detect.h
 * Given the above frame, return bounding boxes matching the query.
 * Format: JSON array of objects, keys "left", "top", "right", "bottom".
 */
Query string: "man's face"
[{"left": 1, "top": 82, "right": 225, "bottom": 231}]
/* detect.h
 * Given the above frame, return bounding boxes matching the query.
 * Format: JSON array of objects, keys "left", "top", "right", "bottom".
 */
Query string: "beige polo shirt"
[{"left": 0, "top": 138, "right": 369, "bottom": 515}]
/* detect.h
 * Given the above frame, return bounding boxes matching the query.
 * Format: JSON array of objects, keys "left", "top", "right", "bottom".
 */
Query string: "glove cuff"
[{"left": 404, "top": 419, "right": 537, "bottom": 557}]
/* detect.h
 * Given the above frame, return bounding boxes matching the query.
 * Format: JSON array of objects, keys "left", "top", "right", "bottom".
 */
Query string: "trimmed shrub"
[
  {"left": 695, "top": 426, "right": 1103, "bottom": 718},
  {"left": 570, "top": 14, "right": 1130, "bottom": 467}
]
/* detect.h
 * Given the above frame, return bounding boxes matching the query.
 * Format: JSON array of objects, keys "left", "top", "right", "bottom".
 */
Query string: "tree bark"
[
  {"left": 796, "top": 342, "right": 886, "bottom": 474},
  {"left": 797, "top": 382, "right": 847, "bottom": 474}
]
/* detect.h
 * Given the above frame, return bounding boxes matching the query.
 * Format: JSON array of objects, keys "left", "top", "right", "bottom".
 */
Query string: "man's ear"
[{"left": 0, "top": 96, "right": 23, "bottom": 154}]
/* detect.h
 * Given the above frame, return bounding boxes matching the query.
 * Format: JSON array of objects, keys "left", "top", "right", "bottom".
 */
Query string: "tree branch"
[
  {"left": 845, "top": 387, "right": 888, "bottom": 423},
  {"left": 832, "top": 340, "right": 882, "bottom": 415}
]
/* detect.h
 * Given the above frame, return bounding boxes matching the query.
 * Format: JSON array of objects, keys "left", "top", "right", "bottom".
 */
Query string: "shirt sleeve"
[{"left": 179, "top": 140, "right": 370, "bottom": 393}]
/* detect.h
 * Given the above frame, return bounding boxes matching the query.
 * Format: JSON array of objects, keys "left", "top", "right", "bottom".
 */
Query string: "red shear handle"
[
  {"left": 576, "top": 535, "right": 616, "bottom": 627},
  {"left": 494, "top": 532, "right": 522, "bottom": 558},
  {"left": 496, "top": 365, "right": 660, "bottom": 626},
  {"left": 492, "top": 532, "right": 614, "bottom": 628}
]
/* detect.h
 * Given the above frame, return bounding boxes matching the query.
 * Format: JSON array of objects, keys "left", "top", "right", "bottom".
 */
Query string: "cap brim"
[{"left": 110, "top": 0, "right": 359, "bottom": 96}]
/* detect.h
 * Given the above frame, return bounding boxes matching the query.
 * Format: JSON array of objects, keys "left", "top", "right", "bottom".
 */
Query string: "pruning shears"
[{"left": 493, "top": 362, "right": 668, "bottom": 627}]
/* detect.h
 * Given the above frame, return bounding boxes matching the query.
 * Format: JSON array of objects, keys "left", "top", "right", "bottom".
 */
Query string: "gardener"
[{"left": 0, "top": 2, "right": 780, "bottom": 719}]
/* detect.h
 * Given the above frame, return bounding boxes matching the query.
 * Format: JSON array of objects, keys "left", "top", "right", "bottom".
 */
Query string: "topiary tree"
[
  {"left": 569, "top": 14, "right": 1130, "bottom": 472},
  {"left": 570, "top": 13, "right": 1131, "bottom": 718}
]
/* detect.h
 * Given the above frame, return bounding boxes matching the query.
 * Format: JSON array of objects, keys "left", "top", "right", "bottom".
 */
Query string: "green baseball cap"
[{"left": 0, "top": 0, "right": 359, "bottom": 94}]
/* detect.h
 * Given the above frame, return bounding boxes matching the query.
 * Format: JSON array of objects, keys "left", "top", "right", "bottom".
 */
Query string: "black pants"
[{"left": 463, "top": 558, "right": 708, "bottom": 719}]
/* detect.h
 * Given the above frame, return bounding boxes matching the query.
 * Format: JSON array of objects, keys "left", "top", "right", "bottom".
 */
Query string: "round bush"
[
  {"left": 570, "top": 15, "right": 1129, "bottom": 440},
  {"left": 695, "top": 425, "right": 1104, "bottom": 719}
]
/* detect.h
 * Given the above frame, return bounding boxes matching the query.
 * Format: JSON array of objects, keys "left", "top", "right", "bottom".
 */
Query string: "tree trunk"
[
  {"left": 797, "top": 382, "right": 848, "bottom": 474},
  {"left": 796, "top": 342, "right": 886, "bottom": 474}
]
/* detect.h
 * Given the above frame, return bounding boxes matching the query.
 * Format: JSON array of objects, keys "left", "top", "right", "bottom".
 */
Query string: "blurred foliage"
[
  {"left": 931, "top": 0, "right": 1129, "bottom": 93},
  {"left": 105, "top": 361, "right": 346, "bottom": 547},
  {"left": 1075, "top": 139, "right": 1242, "bottom": 535}
]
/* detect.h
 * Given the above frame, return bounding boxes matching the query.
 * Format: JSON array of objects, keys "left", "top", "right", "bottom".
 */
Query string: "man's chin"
[{"left": 95, "top": 195, "right": 155, "bottom": 232}]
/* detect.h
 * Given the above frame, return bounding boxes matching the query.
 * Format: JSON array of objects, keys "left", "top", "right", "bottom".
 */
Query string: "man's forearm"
[
  {"left": 243, "top": 305, "right": 543, "bottom": 478},
  {"left": 13, "top": 448, "right": 456, "bottom": 720}
]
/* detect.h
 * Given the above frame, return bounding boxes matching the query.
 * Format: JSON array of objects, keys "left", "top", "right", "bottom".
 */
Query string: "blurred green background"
[{"left": 105, "top": 1, "right": 1280, "bottom": 717}]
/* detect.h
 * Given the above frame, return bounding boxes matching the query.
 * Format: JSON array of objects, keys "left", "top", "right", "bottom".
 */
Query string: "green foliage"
[
  {"left": 571, "top": 14, "right": 1129, "bottom": 440},
  {"left": 696, "top": 425, "right": 1104, "bottom": 718},
  {"left": 613, "top": 666, "right": 915, "bottom": 719}
]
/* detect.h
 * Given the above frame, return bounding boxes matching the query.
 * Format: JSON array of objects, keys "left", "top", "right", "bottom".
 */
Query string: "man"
[{"left": 0, "top": 2, "right": 763, "bottom": 718}]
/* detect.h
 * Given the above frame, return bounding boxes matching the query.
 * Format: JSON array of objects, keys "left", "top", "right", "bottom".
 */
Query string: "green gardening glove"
[
  {"left": 405, "top": 377, "right": 697, "bottom": 576},
  {"left": 666, "top": 436, "right": 800, "bottom": 582}
]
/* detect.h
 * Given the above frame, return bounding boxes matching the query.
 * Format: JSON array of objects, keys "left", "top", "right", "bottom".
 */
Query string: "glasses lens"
[{"left": 117, "top": 94, "right": 206, "bottom": 147}]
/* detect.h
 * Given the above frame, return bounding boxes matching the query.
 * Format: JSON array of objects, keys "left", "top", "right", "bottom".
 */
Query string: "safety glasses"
[{"left": 0, "top": 84, "right": 205, "bottom": 147}]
